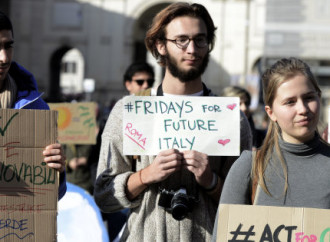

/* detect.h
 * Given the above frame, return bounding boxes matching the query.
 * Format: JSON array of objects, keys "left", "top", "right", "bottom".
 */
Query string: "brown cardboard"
[
  {"left": 48, "top": 102, "right": 97, "bottom": 144},
  {"left": 217, "top": 204, "right": 330, "bottom": 242},
  {"left": 0, "top": 109, "right": 58, "bottom": 241}
]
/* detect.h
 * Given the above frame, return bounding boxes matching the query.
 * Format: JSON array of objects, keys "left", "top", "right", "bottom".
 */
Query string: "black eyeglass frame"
[{"left": 164, "top": 36, "right": 209, "bottom": 49}]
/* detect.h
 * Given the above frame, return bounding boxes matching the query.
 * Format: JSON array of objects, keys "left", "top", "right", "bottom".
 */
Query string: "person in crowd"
[
  {"left": 0, "top": 11, "right": 66, "bottom": 199},
  {"left": 222, "top": 86, "right": 266, "bottom": 149},
  {"left": 212, "top": 57, "right": 330, "bottom": 240},
  {"left": 93, "top": 63, "right": 155, "bottom": 241},
  {"left": 65, "top": 144, "right": 94, "bottom": 194},
  {"left": 63, "top": 99, "right": 100, "bottom": 196},
  {"left": 123, "top": 62, "right": 155, "bottom": 95},
  {"left": 94, "top": 3, "right": 252, "bottom": 241}
]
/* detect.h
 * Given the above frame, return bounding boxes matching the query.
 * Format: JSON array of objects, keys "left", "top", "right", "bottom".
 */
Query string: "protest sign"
[
  {"left": 49, "top": 102, "right": 97, "bottom": 144},
  {"left": 0, "top": 109, "right": 58, "bottom": 241},
  {"left": 123, "top": 96, "right": 240, "bottom": 156},
  {"left": 216, "top": 204, "right": 330, "bottom": 242}
]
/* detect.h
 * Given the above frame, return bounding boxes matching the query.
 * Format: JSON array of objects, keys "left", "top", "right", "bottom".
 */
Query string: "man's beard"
[{"left": 165, "top": 51, "right": 209, "bottom": 83}]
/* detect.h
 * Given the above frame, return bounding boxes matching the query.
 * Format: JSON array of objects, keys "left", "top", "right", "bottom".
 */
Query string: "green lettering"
[
  {"left": 320, "top": 228, "right": 330, "bottom": 242},
  {"left": 33, "top": 165, "right": 45, "bottom": 185},
  {"left": 10, "top": 163, "right": 22, "bottom": 182},
  {"left": 0, "top": 163, "right": 5, "bottom": 180},
  {"left": 172, "top": 137, "right": 179, "bottom": 149},
  {"left": 3, "top": 164, "right": 15, "bottom": 182},
  {"left": 208, "top": 120, "right": 218, "bottom": 131},
  {"left": 186, "top": 137, "right": 195, "bottom": 150},
  {"left": 167, "top": 102, "right": 176, "bottom": 115},
  {"left": 24, "top": 164, "right": 32, "bottom": 183},
  {"left": 47, "top": 168, "right": 55, "bottom": 184},
  {"left": 16, "top": 163, "right": 24, "bottom": 182},
  {"left": 0, "top": 112, "right": 19, "bottom": 136}
]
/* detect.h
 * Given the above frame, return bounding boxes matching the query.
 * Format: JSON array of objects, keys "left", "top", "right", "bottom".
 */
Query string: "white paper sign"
[{"left": 123, "top": 96, "right": 240, "bottom": 156}]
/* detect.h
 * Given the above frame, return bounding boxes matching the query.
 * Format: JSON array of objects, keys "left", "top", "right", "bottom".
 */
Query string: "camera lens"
[{"left": 171, "top": 193, "right": 189, "bottom": 220}]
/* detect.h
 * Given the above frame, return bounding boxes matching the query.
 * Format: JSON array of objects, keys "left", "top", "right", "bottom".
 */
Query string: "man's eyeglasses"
[
  {"left": 134, "top": 79, "right": 154, "bottom": 87},
  {"left": 165, "top": 36, "right": 208, "bottom": 49}
]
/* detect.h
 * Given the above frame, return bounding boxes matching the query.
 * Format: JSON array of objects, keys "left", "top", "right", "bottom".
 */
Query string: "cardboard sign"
[
  {"left": 0, "top": 109, "right": 58, "bottom": 241},
  {"left": 49, "top": 102, "right": 97, "bottom": 144},
  {"left": 216, "top": 204, "right": 330, "bottom": 242},
  {"left": 123, "top": 96, "right": 240, "bottom": 156}
]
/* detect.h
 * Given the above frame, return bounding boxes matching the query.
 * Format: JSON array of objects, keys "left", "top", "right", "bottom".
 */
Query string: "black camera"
[{"left": 158, "top": 187, "right": 198, "bottom": 220}]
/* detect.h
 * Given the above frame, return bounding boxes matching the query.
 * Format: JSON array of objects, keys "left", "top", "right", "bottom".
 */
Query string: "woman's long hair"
[{"left": 252, "top": 57, "right": 322, "bottom": 195}]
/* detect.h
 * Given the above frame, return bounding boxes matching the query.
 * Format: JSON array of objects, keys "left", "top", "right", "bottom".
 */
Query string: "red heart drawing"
[
  {"left": 218, "top": 139, "right": 230, "bottom": 146},
  {"left": 227, "top": 103, "right": 236, "bottom": 110}
]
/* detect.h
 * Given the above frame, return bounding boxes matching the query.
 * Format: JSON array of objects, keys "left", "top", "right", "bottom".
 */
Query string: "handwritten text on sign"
[
  {"left": 0, "top": 109, "right": 58, "bottom": 241},
  {"left": 48, "top": 102, "right": 97, "bottom": 144},
  {"left": 123, "top": 96, "right": 240, "bottom": 156},
  {"left": 217, "top": 204, "right": 330, "bottom": 242}
]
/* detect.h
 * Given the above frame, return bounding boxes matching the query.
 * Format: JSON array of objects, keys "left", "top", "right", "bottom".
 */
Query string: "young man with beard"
[
  {"left": 0, "top": 11, "right": 66, "bottom": 200},
  {"left": 94, "top": 3, "right": 252, "bottom": 241}
]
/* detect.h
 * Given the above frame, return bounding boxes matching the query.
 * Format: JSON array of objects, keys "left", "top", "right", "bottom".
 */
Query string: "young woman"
[
  {"left": 220, "top": 58, "right": 330, "bottom": 208},
  {"left": 212, "top": 57, "right": 330, "bottom": 240},
  {"left": 221, "top": 57, "right": 330, "bottom": 206}
]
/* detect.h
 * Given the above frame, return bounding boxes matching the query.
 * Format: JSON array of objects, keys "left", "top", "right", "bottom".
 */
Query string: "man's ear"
[
  {"left": 156, "top": 40, "right": 166, "bottom": 56},
  {"left": 265, "top": 105, "right": 276, "bottom": 122},
  {"left": 125, "top": 81, "right": 132, "bottom": 92}
]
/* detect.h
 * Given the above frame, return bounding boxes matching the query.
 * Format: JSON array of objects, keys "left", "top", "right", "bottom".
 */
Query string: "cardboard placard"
[
  {"left": 123, "top": 96, "right": 240, "bottom": 156},
  {"left": 217, "top": 204, "right": 330, "bottom": 242},
  {"left": 0, "top": 109, "right": 58, "bottom": 241},
  {"left": 49, "top": 102, "right": 97, "bottom": 144}
]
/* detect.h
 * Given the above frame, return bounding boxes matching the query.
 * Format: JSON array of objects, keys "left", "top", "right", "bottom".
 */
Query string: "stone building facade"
[{"left": 6, "top": 0, "right": 265, "bottom": 107}]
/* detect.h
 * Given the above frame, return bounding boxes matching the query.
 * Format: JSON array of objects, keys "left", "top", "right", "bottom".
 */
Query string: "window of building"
[{"left": 61, "top": 62, "right": 77, "bottom": 73}]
